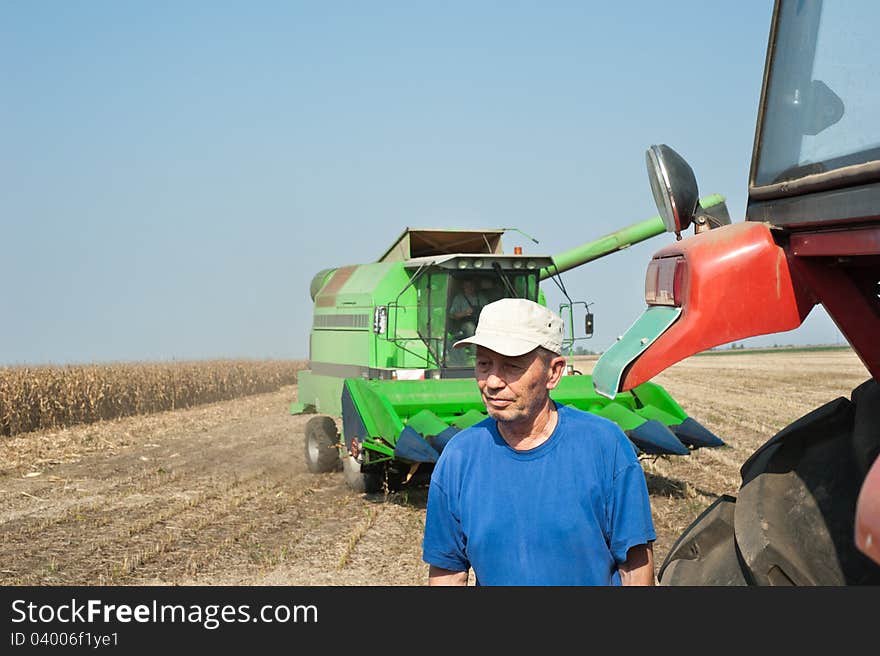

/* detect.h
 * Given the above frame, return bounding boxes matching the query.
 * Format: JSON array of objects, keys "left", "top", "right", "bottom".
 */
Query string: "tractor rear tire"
[
  {"left": 658, "top": 495, "right": 750, "bottom": 585},
  {"left": 304, "top": 416, "right": 341, "bottom": 474},
  {"left": 660, "top": 379, "right": 880, "bottom": 586},
  {"left": 342, "top": 455, "right": 383, "bottom": 494}
]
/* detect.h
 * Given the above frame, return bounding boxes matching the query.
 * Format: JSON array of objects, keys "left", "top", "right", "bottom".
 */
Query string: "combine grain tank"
[{"left": 294, "top": 203, "right": 728, "bottom": 493}]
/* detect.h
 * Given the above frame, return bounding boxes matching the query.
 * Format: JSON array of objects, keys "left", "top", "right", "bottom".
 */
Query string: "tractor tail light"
[{"left": 645, "top": 256, "right": 685, "bottom": 306}]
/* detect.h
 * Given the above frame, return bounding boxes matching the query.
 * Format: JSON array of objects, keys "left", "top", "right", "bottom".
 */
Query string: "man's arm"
[
  {"left": 449, "top": 296, "right": 472, "bottom": 320},
  {"left": 618, "top": 543, "right": 655, "bottom": 586},
  {"left": 428, "top": 565, "right": 469, "bottom": 586}
]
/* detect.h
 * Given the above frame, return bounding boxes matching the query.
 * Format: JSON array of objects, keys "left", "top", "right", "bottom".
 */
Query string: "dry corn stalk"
[{"left": 0, "top": 359, "right": 306, "bottom": 437}]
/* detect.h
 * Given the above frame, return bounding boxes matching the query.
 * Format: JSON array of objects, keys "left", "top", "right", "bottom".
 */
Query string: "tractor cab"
[{"left": 592, "top": 0, "right": 880, "bottom": 583}]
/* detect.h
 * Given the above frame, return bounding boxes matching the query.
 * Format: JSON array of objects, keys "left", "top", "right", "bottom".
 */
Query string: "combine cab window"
[
  {"left": 444, "top": 271, "right": 538, "bottom": 367},
  {"left": 416, "top": 273, "right": 448, "bottom": 367}
]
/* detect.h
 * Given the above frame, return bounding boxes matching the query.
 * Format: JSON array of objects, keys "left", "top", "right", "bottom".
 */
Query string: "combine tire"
[
  {"left": 342, "top": 455, "right": 383, "bottom": 494},
  {"left": 304, "top": 416, "right": 341, "bottom": 474}
]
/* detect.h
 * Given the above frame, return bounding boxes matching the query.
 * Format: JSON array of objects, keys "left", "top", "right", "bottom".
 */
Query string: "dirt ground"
[{"left": 0, "top": 349, "right": 869, "bottom": 586}]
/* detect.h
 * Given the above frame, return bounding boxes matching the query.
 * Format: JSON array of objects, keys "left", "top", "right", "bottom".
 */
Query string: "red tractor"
[{"left": 593, "top": 0, "right": 880, "bottom": 585}]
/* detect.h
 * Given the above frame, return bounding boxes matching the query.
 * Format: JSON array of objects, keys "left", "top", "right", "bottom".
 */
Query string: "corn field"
[{"left": 0, "top": 359, "right": 306, "bottom": 437}]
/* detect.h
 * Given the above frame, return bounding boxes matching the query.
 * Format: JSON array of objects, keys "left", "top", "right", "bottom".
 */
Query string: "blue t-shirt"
[{"left": 422, "top": 403, "right": 656, "bottom": 586}]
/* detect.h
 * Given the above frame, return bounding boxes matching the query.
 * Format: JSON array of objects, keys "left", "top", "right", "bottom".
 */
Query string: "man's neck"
[{"left": 497, "top": 401, "right": 558, "bottom": 451}]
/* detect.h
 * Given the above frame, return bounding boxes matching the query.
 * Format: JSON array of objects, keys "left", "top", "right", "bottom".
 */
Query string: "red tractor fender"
[{"left": 621, "top": 222, "right": 816, "bottom": 391}]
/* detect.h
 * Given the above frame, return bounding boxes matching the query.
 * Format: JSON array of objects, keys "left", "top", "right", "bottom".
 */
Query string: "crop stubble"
[{"left": 0, "top": 349, "right": 868, "bottom": 585}]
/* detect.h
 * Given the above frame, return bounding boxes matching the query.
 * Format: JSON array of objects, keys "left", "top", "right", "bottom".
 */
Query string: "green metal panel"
[
  {"left": 552, "top": 375, "right": 632, "bottom": 411},
  {"left": 627, "top": 403, "right": 685, "bottom": 427},
  {"left": 310, "top": 330, "right": 373, "bottom": 367},
  {"left": 364, "top": 378, "right": 485, "bottom": 423},
  {"left": 629, "top": 381, "right": 688, "bottom": 423},
  {"left": 309, "top": 260, "right": 432, "bottom": 369},
  {"left": 356, "top": 375, "right": 669, "bottom": 434},
  {"left": 551, "top": 376, "right": 675, "bottom": 430},
  {"left": 590, "top": 400, "right": 648, "bottom": 432},
  {"left": 592, "top": 305, "right": 682, "bottom": 399},
  {"left": 294, "top": 370, "right": 345, "bottom": 416},
  {"left": 344, "top": 378, "right": 405, "bottom": 444},
  {"left": 406, "top": 409, "right": 453, "bottom": 438},
  {"left": 370, "top": 263, "right": 430, "bottom": 369},
  {"left": 310, "top": 261, "right": 382, "bottom": 368},
  {"left": 452, "top": 408, "right": 487, "bottom": 429},
  {"left": 297, "top": 369, "right": 693, "bottom": 451},
  {"left": 334, "top": 261, "right": 396, "bottom": 305}
]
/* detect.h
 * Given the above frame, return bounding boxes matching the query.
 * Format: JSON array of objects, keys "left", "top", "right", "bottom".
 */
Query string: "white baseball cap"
[{"left": 453, "top": 298, "right": 564, "bottom": 356}]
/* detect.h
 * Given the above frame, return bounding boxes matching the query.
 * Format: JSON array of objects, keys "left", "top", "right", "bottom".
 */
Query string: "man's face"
[
  {"left": 475, "top": 346, "right": 563, "bottom": 424},
  {"left": 462, "top": 280, "right": 475, "bottom": 294}
]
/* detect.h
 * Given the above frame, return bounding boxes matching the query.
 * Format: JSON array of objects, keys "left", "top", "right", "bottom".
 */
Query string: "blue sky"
[{"left": 1, "top": 1, "right": 845, "bottom": 365}]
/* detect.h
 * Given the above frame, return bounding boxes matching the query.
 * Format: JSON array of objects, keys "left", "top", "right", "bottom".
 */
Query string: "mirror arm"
[{"left": 692, "top": 208, "right": 731, "bottom": 235}]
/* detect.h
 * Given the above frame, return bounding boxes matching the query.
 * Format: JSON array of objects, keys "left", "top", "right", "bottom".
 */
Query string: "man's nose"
[{"left": 485, "top": 371, "right": 506, "bottom": 389}]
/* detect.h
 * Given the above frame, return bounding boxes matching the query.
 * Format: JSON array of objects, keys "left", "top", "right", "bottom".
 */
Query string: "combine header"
[{"left": 294, "top": 204, "right": 728, "bottom": 492}]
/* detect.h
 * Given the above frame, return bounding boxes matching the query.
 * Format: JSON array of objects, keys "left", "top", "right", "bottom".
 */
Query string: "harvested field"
[{"left": 0, "top": 348, "right": 869, "bottom": 586}]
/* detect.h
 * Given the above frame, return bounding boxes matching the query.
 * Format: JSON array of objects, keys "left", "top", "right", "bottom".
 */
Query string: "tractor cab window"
[{"left": 754, "top": 1, "right": 880, "bottom": 192}]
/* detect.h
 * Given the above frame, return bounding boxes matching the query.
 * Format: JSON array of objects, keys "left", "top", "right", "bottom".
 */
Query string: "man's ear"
[{"left": 546, "top": 356, "right": 566, "bottom": 390}]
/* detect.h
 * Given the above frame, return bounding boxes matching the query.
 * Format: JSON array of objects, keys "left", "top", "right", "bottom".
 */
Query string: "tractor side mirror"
[
  {"left": 584, "top": 312, "right": 594, "bottom": 339},
  {"left": 646, "top": 144, "right": 700, "bottom": 240}
]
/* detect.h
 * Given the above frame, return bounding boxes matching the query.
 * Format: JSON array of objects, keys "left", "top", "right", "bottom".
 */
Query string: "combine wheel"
[
  {"left": 304, "top": 416, "right": 342, "bottom": 474},
  {"left": 385, "top": 466, "right": 407, "bottom": 493},
  {"left": 342, "top": 455, "right": 384, "bottom": 494}
]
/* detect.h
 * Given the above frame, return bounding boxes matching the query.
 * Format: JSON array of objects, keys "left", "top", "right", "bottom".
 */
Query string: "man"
[
  {"left": 422, "top": 298, "right": 656, "bottom": 586},
  {"left": 448, "top": 278, "right": 489, "bottom": 338}
]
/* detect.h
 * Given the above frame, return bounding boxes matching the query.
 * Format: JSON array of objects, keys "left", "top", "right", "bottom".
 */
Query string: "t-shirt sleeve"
[
  {"left": 422, "top": 478, "right": 470, "bottom": 573},
  {"left": 608, "top": 443, "right": 657, "bottom": 565}
]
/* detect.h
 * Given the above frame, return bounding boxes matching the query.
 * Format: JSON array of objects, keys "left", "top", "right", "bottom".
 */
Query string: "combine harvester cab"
[{"left": 294, "top": 210, "right": 727, "bottom": 493}]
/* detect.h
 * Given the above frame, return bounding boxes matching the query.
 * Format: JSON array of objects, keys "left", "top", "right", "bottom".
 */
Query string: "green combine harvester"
[{"left": 293, "top": 197, "right": 728, "bottom": 492}]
